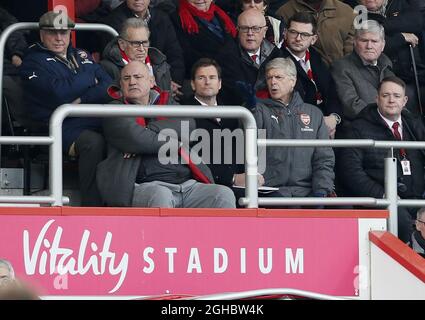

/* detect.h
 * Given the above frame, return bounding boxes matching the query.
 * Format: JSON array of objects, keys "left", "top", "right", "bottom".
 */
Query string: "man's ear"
[
  {"left": 311, "top": 34, "right": 318, "bottom": 46},
  {"left": 191, "top": 80, "right": 195, "bottom": 91},
  {"left": 403, "top": 94, "right": 408, "bottom": 107}
]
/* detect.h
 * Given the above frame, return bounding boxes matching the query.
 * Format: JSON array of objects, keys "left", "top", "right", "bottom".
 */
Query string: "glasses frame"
[
  {"left": 417, "top": 219, "right": 425, "bottom": 225},
  {"left": 237, "top": 25, "right": 267, "bottom": 34},
  {"left": 286, "top": 29, "right": 315, "bottom": 40},
  {"left": 120, "top": 37, "right": 150, "bottom": 48}
]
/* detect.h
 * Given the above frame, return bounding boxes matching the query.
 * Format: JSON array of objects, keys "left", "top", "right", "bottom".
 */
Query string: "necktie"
[
  {"left": 392, "top": 122, "right": 401, "bottom": 140},
  {"left": 251, "top": 54, "right": 258, "bottom": 64},
  {"left": 392, "top": 122, "right": 407, "bottom": 158}
]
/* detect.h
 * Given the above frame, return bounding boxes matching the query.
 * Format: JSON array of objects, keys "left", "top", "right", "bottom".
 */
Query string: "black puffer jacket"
[{"left": 337, "top": 104, "right": 425, "bottom": 199}]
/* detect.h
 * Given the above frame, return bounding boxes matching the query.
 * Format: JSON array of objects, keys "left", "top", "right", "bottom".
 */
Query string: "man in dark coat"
[
  {"left": 282, "top": 11, "right": 342, "bottom": 138},
  {"left": 217, "top": 9, "right": 283, "bottom": 105},
  {"left": 100, "top": 17, "right": 172, "bottom": 91},
  {"left": 97, "top": 61, "right": 236, "bottom": 208},
  {"left": 331, "top": 20, "right": 394, "bottom": 122},
  {"left": 182, "top": 58, "right": 244, "bottom": 188},
  {"left": 101, "top": 0, "right": 185, "bottom": 89},
  {"left": 20, "top": 11, "right": 113, "bottom": 206},
  {"left": 359, "top": 0, "right": 425, "bottom": 115},
  {"left": 337, "top": 76, "right": 425, "bottom": 242}
]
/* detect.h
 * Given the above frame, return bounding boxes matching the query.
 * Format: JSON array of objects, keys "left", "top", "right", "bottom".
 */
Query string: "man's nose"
[{"left": 129, "top": 76, "right": 137, "bottom": 84}]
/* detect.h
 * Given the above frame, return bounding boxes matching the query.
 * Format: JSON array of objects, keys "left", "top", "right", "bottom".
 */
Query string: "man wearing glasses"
[
  {"left": 276, "top": 0, "right": 355, "bottom": 66},
  {"left": 282, "top": 12, "right": 342, "bottom": 139},
  {"left": 410, "top": 208, "right": 425, "bottom": 258},
  {"left": 331, "top": 20, "right": 394, "bottom": 122},
  {"left": 218, "top": 8, "right": 283, "bottom": 106},
  {"left": 100, "top": 17, "right": 172, "bottom": 91},
  {"left": 101, "top": 0, "right": 185, "bottom": 95}
]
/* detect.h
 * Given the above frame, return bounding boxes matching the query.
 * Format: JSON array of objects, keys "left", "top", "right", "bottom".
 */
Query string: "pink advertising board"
[{"left": 0, "top": 208, "right": 367, "bottom": 297}]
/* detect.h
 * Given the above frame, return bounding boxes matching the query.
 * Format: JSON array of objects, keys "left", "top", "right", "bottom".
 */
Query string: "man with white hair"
[
  {"left": 253, "top": 57, "right": 335, "bottom": 198},
  {"left": 100, "top": 18, "right": 172, "bottom": 91},
  {"left": 331, "top": 20, "right": 394, "bottom": 122}
]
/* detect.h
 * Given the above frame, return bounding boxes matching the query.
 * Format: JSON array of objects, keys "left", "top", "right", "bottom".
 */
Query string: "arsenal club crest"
[
  {"left": 300, "top": 113, "right": 311, "bottom": 126},
  {"left": 78, "top": 50, "right": 88, "bottom": 59}
]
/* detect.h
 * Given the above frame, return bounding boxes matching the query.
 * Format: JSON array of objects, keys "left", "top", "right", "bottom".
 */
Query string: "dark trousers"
[{"left": 74, "top": 129, "right": 106, "bottom": 207}]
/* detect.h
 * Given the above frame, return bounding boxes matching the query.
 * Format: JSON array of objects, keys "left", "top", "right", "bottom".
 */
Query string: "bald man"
[
  {"left": 97, "top": 61, "right": 236, "bottom": 208},
  {"left": 217, "top": 8, "right": 283, "bottom": 106}
]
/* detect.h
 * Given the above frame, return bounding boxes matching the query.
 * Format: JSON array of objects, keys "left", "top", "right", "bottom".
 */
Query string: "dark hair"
[
  {"left": 239, "top": 0, "right": 268, "bottom": 10},
  {"left": 287, "top": 12, "right": 317, "bottom": 35},
  {"left": 378, "top": 76, "right": 406, "bottom": 93},
  {"left": 235, "top": 0, "right": 269, "bottom": 15},
  {"left": 190, "top": 58, "right": 222, "bottom": 80}
]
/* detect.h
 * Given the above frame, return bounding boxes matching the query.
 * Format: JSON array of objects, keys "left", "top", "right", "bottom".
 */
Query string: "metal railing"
[
  {"left": 0, "top": 23, "right": 424, "bottom": 238},
  {"left": 49, "top": 104, "right": 259, "bottom": 207},
  {"left": 240, "top": 138, "right": 425, "bottom": 237},
  {"left": 0, "top": 22, "right": 119, "bottom": 162},
  {"left": 0, "top": 103, "right": 425, "bottom": 238}
]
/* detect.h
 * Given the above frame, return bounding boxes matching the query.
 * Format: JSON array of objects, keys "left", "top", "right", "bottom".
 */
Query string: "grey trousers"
[{"left": 132, "top": 179, "right": 236, "bottom": 208}]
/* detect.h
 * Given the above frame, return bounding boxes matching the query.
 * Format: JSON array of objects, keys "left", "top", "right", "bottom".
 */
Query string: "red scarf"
[
  {"left": 119, "top": 47, "right": 130, "bottom": 64},
  {"left": 305, "top": 49, "right": 323, "bottom": 105},
  {"left": 178, "top": 0, "right": 237, "bottom": 37}
]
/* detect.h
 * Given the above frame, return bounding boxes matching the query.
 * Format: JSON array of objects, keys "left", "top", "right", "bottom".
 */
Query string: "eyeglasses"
[
  {"left": 242, "top": 0, "right": 264, "bottom": 4},
  {"left": 237, "top": 25, "right": 267, "bottom": 34},
  {"left": 121, "top": 38, "right": 150, "bottom": 48},
  {"left": 287, "top": 29, "right": 315, "bottom": 40},
  {"left": 417, "top": 219, "right": 425, "bottom": 225}
]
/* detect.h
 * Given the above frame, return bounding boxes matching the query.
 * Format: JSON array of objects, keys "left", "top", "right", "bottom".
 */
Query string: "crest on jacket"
[{"left": 300, "top": 113, "right": 311, "bottom": 126}]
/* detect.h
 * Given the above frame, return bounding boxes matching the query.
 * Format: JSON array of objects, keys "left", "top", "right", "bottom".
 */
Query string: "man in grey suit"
[{"left": 331, "top": 20, "right": 394, "bottom": 122}]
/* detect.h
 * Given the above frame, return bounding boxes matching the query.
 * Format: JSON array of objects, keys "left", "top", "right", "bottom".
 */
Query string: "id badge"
[{"left": 401, "top": 159, "right": 411, "bottom": 175}]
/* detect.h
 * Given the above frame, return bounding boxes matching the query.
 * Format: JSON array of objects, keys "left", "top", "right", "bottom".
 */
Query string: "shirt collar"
[
  {"left": 377, "top": 108, "right": 402, "bottom": 132},
  {"left": 195, "top": 96, "right": 217, "bottom": 106},
  {"left": 248, "top": 47, "right": 261, "bottom": 58},
  {"left": 285, "top": 47, "right": 306, "bottom": 63}
]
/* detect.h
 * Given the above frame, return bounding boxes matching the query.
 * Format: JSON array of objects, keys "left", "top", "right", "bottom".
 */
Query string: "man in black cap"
[{"left": 20, "top": 11, "right": 113, "bottom": 206}]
